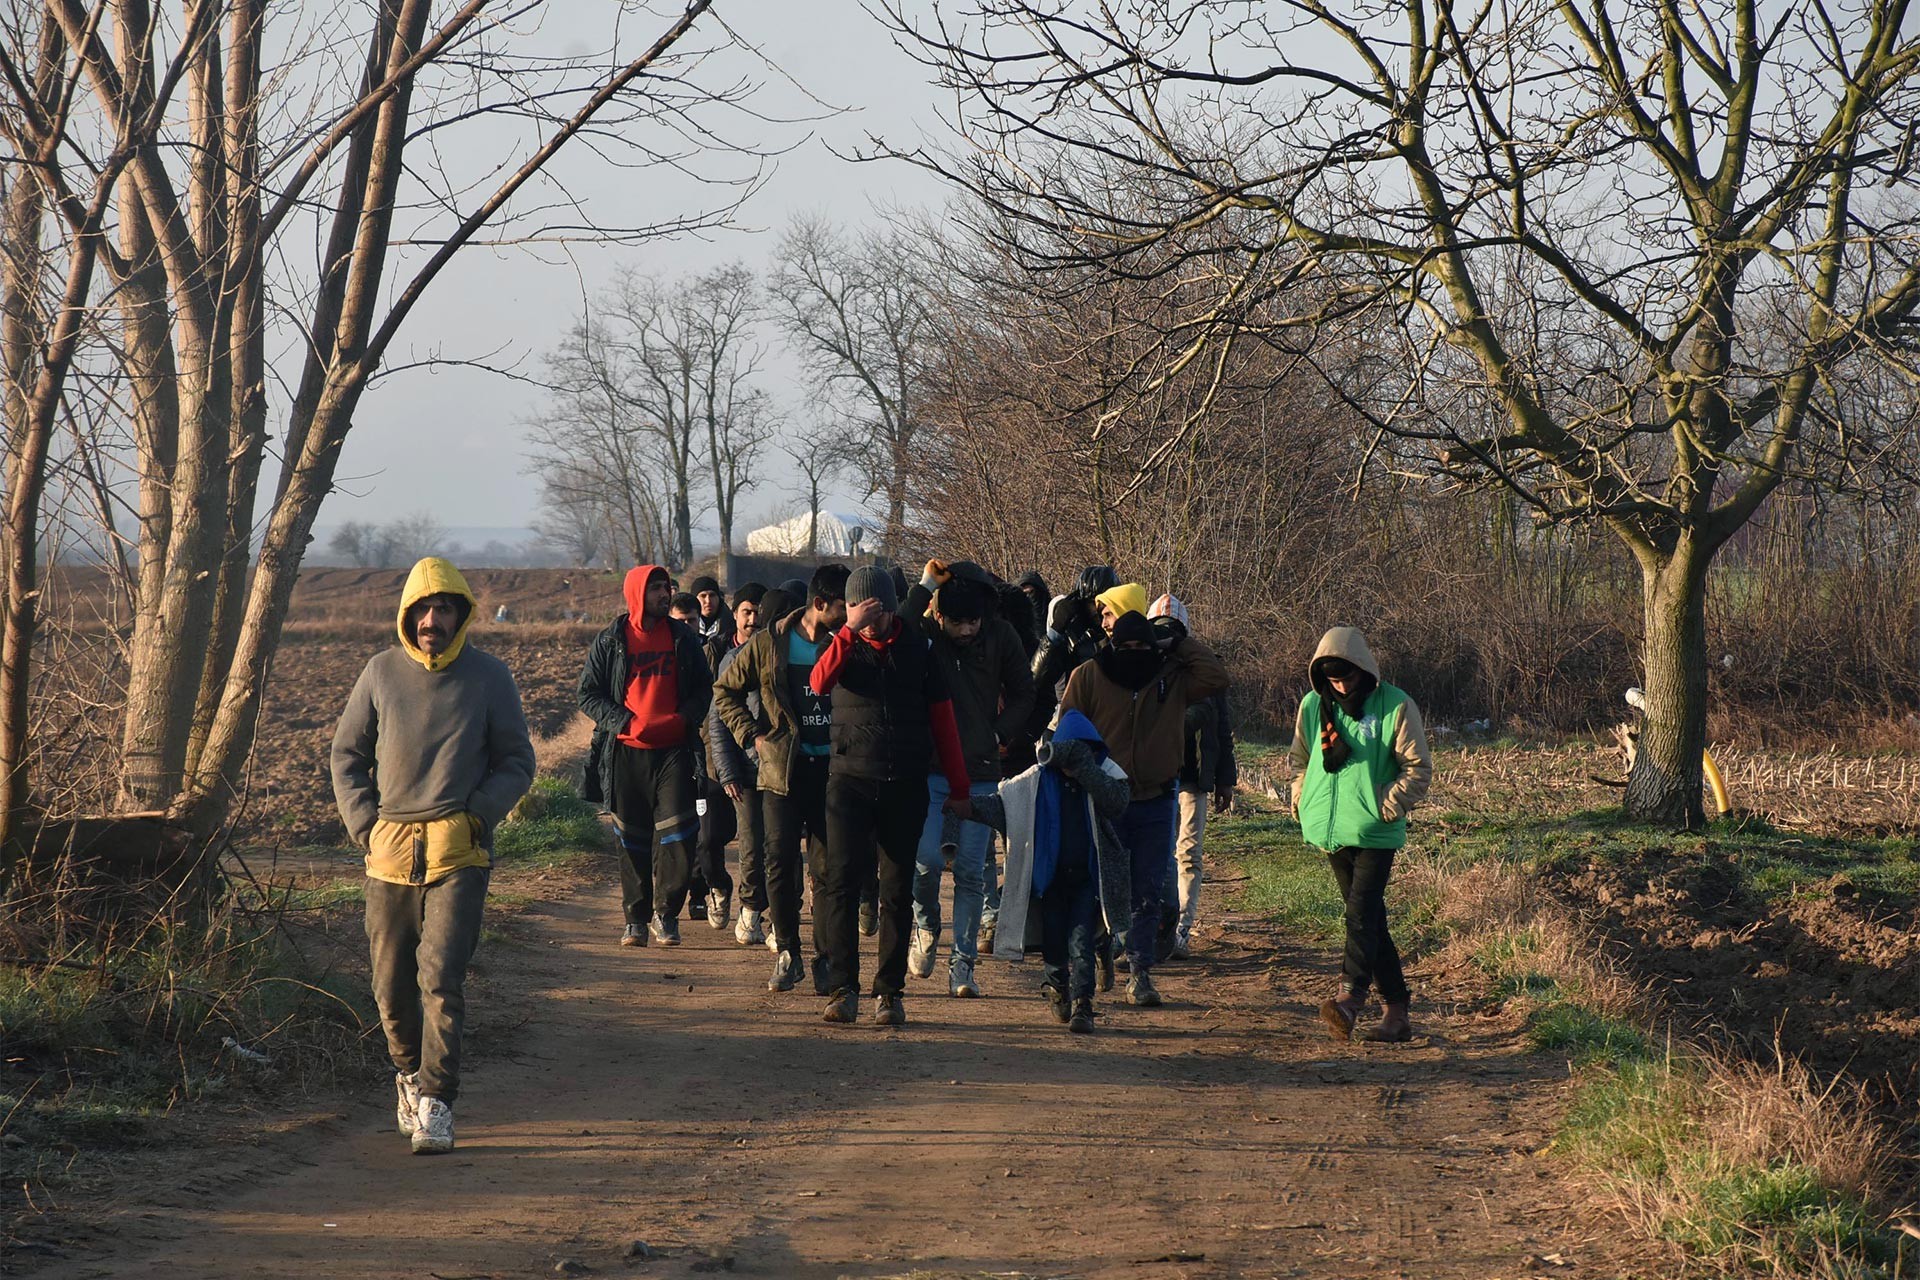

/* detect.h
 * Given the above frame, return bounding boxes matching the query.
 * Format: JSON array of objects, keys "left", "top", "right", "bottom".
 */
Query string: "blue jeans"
[
  {"left": 911, "top": 774, "right": 998, "bottom": 966},
  {"left": 1119, "top": 793, "right": 1177, "bottom": 974}
]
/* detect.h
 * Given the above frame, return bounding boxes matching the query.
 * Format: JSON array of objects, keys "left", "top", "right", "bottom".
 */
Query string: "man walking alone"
[{"left": 331, "top": 558, "right": 534, "bottom": 1155}]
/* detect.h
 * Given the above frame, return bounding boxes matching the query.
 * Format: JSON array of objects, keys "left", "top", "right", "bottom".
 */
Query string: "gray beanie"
[{"left": 845, "top": 565, "right": 898, "bottom": 612}]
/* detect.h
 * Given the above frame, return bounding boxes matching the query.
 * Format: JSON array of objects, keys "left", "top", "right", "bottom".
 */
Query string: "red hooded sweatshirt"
[{"left": 618, "top": 565, "right": 685, "bottom": 749}]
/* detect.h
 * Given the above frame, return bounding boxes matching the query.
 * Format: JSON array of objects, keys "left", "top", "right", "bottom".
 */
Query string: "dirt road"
[{"left": 25, "top": 872, "right": 1664, "bottom": 1280}]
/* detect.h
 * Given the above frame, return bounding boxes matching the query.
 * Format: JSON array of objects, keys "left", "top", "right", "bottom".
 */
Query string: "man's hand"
[
  {"left": 724, "top": 781, "right": 748, "bottom": 804},
  {"left": 943, "top": 794, "right": 974, "bottom": 822},
  {"left": 1212, "top": 787, "right": 1233, "bottom": 815},
  {"left": 846, "top": 596, "right": 885, "bottom": 633},
  {"left": 922, "top": 558, "right": 952, "bottom": 588},
  {"left": 1046, "top": 593, "right": 1083, "bottom": 636}
]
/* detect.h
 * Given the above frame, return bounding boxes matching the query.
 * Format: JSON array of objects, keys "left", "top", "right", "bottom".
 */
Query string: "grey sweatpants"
[{"left": 365, "top": 866, "right": 488, "bottom": 1103}]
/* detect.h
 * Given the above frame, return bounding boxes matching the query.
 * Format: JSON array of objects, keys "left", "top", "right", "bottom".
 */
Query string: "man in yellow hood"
[{"left": 331, "top": 557, "right": 535, "bottom": 1154}]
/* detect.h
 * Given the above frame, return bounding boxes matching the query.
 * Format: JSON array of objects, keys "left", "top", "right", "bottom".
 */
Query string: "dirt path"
[{"left": 24, "top": 871, "right": 1666, "bottom": 1280}]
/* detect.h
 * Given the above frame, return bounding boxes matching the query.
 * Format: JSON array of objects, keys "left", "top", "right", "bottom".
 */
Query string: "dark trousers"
[
  {"left": 689, "top": 779, "right": 742, "bottom": 905},
  {"left": 1329, "top": 846, "right": 1409, "bottom": 1003},
  {"left": 1040, "top": 870, "right": 1099, "bottom": 1003},
  {"left": 611, "top": 742, "right": 698, "bottom": 926},
  {"left": 821, "top": 772, "right": 929, "bottom": 996},
  {"left": 761, "top": 753, "right": 829, "bottom": 956},
  {"left": 365, "top": 866, "right": 488, "bottom": 1103},
  {"left": 1118, "top": 793, "right": 1177, "bottom": 974}
]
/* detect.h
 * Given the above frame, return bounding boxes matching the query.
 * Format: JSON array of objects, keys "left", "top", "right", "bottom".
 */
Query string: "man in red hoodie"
[
  {"left": 809, "top": 565, "right": 973, "bottom": 1026},
  {"left": 578, "top": 565, "right": 713, "bottom": 946}
]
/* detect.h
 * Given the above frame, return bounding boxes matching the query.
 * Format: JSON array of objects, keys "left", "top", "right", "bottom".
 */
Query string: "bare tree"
[
  {"left": 0, "top": 0, "right": 773, "bottom": 869},
  {"left": 767, "top": 217, "right": 938, "bottom": 554},
  {"left": 887, "top": 0, "right": 1920, "bottom": 826},
  {"left": 784, "top": 429, "right": 846, "bottom": 557}
]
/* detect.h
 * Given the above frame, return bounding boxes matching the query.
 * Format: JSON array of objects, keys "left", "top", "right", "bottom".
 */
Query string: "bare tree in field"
[
  {"left": 768, "top": 218, "right": 938, "bottom": 555},
  {"left": 784, "top": 430, "right": 846, "bottom": 557},
  {"left": 526, "top": 318, "right": 679, "bottom": 569},
  {"left": 887, "top": 0, "right": 1920, "bottom": 826},
  {"left": 529, "top": 263, "right": 769, "bottom": 569},
  {"left": 0, "top": 0, "right": 772, "bottom": 871}
]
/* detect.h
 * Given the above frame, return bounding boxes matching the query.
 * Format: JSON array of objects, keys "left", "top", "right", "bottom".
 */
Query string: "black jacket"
[
  {"left": 827, "top": 624, "right": 950, "bottom": 783},
  {"left": 577, "top": 614, "right": 711, "bottom": 807},
  {"left": 902, "top": 579, "right": 1037, "bottom": 783},
  {"left": 1181, "top": 689, "right": 1238, "bottom": 792}
]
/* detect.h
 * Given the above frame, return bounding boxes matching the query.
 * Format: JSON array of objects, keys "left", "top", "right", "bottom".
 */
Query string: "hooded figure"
[
  {"left": 330, "top": 557, "right": 535, "bottom": 1155},
  {"left": 970, "top": 710, "right": 1133, "bottom": 1030},
  {"left": 1031, "top": 564, "right": 1119, "bottom": 697},
  {"left": 1287, "top": 625, "right": 1433, "bottom": 1045},
  {"left": 578, "top": 565, "right": 713, "bottom": 946}
]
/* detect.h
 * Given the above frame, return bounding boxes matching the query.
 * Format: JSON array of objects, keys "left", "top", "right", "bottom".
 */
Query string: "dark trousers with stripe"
[{"left": 611, "top": 742, "right": 698, "bottom": 926}]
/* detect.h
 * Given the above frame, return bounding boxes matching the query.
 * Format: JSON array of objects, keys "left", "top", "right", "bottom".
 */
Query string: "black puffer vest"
[{"left": 829, "top": 626, "right": 936, "bottom": 782}]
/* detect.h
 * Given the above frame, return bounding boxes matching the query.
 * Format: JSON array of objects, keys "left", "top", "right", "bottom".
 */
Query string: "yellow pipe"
[{"left": 1702, "top": 749, "right": 1732, "bottom": 817}]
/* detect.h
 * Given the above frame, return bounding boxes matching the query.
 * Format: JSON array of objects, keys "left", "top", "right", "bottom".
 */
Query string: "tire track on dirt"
[{"left": 22, "top": 876, "right": 1670, "bottom": 1279}]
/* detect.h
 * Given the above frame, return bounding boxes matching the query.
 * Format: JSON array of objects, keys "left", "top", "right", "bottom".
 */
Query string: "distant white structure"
[{"left": 745, "top": 510, "right": 867, "bottom": 557}]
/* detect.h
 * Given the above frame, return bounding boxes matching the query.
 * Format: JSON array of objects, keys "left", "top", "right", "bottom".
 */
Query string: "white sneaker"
[
  {"left": 411, "top": 1096, "right": 454, "bottom": 1155},
  {"left": 734, "top": 907, "right": 765, "bottom": 947},
  {"left": 705, "top": 888, "right": 730, "bottom": 930},
  {"left": 766, "top": 929, "right": 780, "bottom": 954},
  {"left": 908, "top": 928, "right": 937, "bottom": 979},
  {"left": 948, "top": 957, "right": 980, "bottom": 999},
  {"left": 394, "top": 1071, "right": 420, "bottom": 1136},
  {"left": 1172, "top": 926, "right": 1192, "bottom": 960}
]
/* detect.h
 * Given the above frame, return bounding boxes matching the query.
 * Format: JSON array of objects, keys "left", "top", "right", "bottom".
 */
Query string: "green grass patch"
[
  {"left": 1212, "top": 812, "right": 1346, "bottom": 940},
  {"left": 495, "top": 776, "right": 606, "bottom": 869},
  {"left": 1527, "top": 1003, "right": 1652, "bottom": 1066}
]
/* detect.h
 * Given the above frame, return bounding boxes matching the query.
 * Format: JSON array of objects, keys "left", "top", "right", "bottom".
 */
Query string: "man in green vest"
[{"left": 1288, "top": 626, "right": 1433, "bottom": 1043}]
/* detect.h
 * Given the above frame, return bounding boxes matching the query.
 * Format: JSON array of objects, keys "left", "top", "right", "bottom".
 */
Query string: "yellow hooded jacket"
[{"left": 396, "top": 556, "right": 477, "bottom": 671}]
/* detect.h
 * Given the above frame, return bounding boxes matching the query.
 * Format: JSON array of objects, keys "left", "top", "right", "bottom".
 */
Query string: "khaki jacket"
[
  {"left": 711, "top": 607, "right": 820, "bottom": 797},
  {"left": 1059, "top": 635, "right": 1228, "bottom": 800}
]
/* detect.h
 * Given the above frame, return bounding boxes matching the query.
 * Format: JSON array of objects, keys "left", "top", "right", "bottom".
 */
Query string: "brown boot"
[
  {"left": 1361, "top": 1002, "right": 1412, "bottom": 1043},
  {"left": 1318, "top": 995, "right": 1362, "bottom": 1042}
]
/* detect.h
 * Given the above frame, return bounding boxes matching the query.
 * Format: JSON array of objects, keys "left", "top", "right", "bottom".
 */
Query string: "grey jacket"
[{"left": 330, "top": 644, "right": 535, "bottom": 849}]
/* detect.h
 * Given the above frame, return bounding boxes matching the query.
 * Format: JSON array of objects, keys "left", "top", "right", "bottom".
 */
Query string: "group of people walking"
[{"left": 330, "top": 554, "right": 1432, "bottom": 1155}]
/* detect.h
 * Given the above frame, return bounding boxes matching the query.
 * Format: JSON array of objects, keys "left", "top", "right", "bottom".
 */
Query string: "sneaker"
[
  {"left": 706, "top": 889, "right": 731, "bottom": 930},
  {"left": 768, "top": 950, "right": 803, "bottom": 992},
  {"left": 734, "top": 907, "right": 765, "bottom": 947},
  {"left": 1097, "top": 943, "right": 1115, "bottom": 993},
  {"left": 1127, "top": 971, "right": 1162, "bottom": 1007},
  {"left": 908, "top": 928, "right": 937, "bottom": 979},
  {"left": 858, "top": 901, "right": 878, "bottom": 937},
  {"left": 688, "top": 896, "right": 708, "bottom": 922},
  {"left": 1043, "top": 984, "right": 1070, "bottom": 1024},
  {"left": 948, "top": 957, "right": 980, "bottom": 999},
  {"left": 649, "top": 914, "right": 680, "bottom": 946},
  {"left": 810, "top": 955, "right": 832, "bottom": 996},
  {"left": 1068, "top": 998, "right": 1095, "bottom": 1034},
  {"left": 411, "top": 1096, "right": 454, "bottom": 1155},
  {"left": 871, "top": 993, "right": 905, "bottom": 1027},
  {"left": 979, "top": 921, "right": 996, "bottom": 955},
  {"left": 394, "top": 1071, "right": 420, "bottom": 1136},
  {"left": 620, "top": 923, "right": 647, "bottom": 948},
  {"left": 1171, "top": 926, "right": 1192, "bottom": 960},
  {"left": 823, "top": 988, "right": 858, "bottom": 1023}
]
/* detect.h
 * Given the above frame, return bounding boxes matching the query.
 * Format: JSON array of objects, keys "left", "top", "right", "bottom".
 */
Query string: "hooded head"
[
  {"left": 1148, "top": 594, "right": 1189, "bottom": 629},
  {"left": 624, "top": 565, "right": 672, "bottom": 638},
  {"left": 396, "top": 557, "right": 477, "bottom": 672},
  {"left": 1046, "top": 708, "right": 1109, "bottom": 767},
  {"left": 1073, "top": 565, "right": 1119, "bottom": 599},
  {"left": 1309, "top": 626, "right": 1381, "bottom": 702},
  {"left": 1093, "top": 583, "right": 1150, "bottom": 633}
]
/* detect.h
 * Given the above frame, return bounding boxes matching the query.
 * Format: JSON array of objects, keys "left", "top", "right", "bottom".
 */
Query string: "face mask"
[{"left": 1101, "top": 646, "right": 1161, "bottom": 690}]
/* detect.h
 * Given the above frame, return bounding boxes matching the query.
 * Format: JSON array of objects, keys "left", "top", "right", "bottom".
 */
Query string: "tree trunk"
[{"left": 1623, "top": 540, "right": 1711, "bottom": 828}]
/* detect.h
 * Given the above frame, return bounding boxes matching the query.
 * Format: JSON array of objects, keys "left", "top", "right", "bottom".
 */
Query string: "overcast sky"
[{"left": 320, "top": 3, "right": 953, "bottom": 542}]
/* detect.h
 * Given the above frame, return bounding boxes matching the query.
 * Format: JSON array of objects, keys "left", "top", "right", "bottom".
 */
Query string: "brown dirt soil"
[
  {"left": 1552, "top": 850, "right": 1920, "bottom": 1103},
  {"left": 8, "top": 867, "right": 1673, "bottom": 1280}
]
